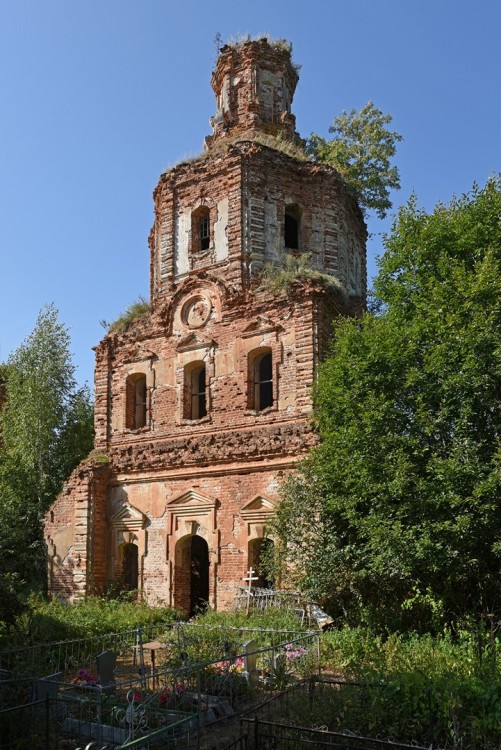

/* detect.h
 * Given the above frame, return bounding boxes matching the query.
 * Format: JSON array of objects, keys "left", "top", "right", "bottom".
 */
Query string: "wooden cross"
[{"left": 242, "top": 567, "right": 259, "bottom": 615}]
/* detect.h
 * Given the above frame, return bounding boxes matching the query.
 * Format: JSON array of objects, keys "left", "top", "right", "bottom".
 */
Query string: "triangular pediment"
[
  {"left": 168, "top": 490, "right": 216, "bottom": 508},
  {"left": 110, "top": 503, "right": 145, "bottom": 529},
  {"left": 241, "top": 315, "right": 282, "bottom": 338},
  {"left": 176, "top": 332, "right": 215, "bottom": 352},
  {"left": 240, "top": 495, "right": 274, "bottom": 520},
  {"left": 122, "top": 347, "right": 157, "bottom": 364}
]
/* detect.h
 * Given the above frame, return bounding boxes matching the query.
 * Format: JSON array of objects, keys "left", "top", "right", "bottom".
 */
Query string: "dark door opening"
[
  {"left": 190, "top": 536, "right": 209, "bottom": 616},
  {"left": 122, "top": 543, "right": 139, "bottom": 590}
]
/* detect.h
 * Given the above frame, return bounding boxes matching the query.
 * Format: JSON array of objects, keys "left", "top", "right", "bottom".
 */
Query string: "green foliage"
[
  {"left": 270, "top": 178, "right": 501, "bottom": 632},
  {"left": 308, "top": 101, "right": 402, "bottom": 218},
  {"left": 102, "top": 296, "right": 152, "bottom": 334},
  {"left": 1, "top": 304, "right": 93, "bottom": 504},
  {"left": 0, "top": 305, "right": 94, "bottom": 624},
  {"left": 261, "top": 252, "right": 346, "bottom": 295},
  {"left": 317, "top": 627, "right": 500, "bottom": 749}
]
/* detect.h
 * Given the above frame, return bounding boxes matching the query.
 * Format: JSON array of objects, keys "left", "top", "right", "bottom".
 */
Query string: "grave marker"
[
  {"left": 96, "top": 650, "right": 116, "bottom": 692},
  {"left": 242, "top": 567, "right": 259, "bottom": 615},
  {"left": 242, "top": 639, "right": 258, "bottom": 683}
]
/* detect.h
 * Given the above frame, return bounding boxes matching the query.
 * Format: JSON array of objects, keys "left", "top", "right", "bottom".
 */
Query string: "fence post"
[
  {"left": 45, "top": 694, "right": 50, "bottom": 750},
  {"left": 309, "top": 675, "right": 316, "bottom": 708},
  {"left": 254, "top": 715, "right": 259, "bottom": 750},
  {"left": 197, "top": 665, "right": 202, "bottom": 747},
  {"left": 137, "top": 624, "right": 146, "bottom": 691}
]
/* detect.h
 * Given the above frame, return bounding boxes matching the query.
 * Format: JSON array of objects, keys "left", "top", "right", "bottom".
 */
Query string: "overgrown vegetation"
[
  {"left": 221, "top": 33, "right": 300, "bottom": 74},
  {"left": 2, "top": 595, "right": 180, "bottom": 649},
  {"left": 2, "top": 601, "right": 498, "bottom": 748},
  {"left": 253, "top": 132, "right": 309, "bottom": 161},
  {"left": 269, "top": 177, "right": 501, "bottom": 635},
  {"left": 192, "top": 607, "right": 305, "bottom": 633},
  {"left": 261, "top": 252, "right": 346, "bottom": 295},
  {"left": 318, "top": 627, "right": 500, "bottom": 749},
  {"left": 101, "top": 296, "right": 152, "bottom": 334}
]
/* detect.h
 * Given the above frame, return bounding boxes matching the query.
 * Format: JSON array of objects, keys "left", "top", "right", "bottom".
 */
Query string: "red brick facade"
[{"left": 45, "top": 38, "right": 366, "bottom": 614}]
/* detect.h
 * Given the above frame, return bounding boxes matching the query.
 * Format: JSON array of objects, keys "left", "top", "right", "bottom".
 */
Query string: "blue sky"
[{"left": 1, "top": 0, "right": 499, "bottom": 388}]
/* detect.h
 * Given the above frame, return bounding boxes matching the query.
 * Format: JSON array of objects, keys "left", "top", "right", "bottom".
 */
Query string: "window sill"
[
  {"left": 124, "top": 425, "right": 151, "bottom": 434},
  {"left": 244, "top": 405, "right": 278, "bottom": 417},
  {"left": 179, "top": 415, "right": 212, "bottom": 426}
]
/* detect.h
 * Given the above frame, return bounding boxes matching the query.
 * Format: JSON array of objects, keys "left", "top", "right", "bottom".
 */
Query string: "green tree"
[
  {"left": 270, "top": 178, "right": 501, "bottom": 633},
  {"left": 0, "top": 305, "right": 94, "bottom": 616},
  {"left": 307, "top": 101, "right": 402, "bottom": 219}
]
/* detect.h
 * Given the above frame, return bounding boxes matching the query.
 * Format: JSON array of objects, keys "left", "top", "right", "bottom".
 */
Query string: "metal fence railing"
[
  {"left": 0, "top": 622, "right": 317, "bottom": 680},
  {"left": 0, "top": 627, "right": 321, "bottom": 749},
  {"left": 239, "top": 716, "right": 432, "bottom": 750},
  {"left": 0, "top": 693, "right": 197, "bottom": 750}
]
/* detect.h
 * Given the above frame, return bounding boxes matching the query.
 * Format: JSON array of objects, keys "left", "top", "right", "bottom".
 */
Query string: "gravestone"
[
  {"left": 242, "top": 639, "right": 258, "bottom": 683},
  {"left": 96, "top": 650, "right": 116, "bottom": 692}
]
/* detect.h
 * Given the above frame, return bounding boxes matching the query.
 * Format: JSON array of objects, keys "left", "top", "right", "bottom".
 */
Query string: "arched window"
[
  {"left": 192, "top": 206, "right": 211, "bottom": 253},
  {"left": 184, "top": 362, "right": 207, "bottom": 420},
  {"left": 125, "top": 374, "right": 147, "bottom": 429},
  {"left": 284, "top": 204, "right": 300, "bottom": 250},
  {"left": 249, "top": 348, "right": 273, "bottom": 411}
]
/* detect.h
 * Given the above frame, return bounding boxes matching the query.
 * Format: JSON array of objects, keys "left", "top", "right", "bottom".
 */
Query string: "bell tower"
[{"left": 46, "top": 38, "right": 367, "bottom": 611}]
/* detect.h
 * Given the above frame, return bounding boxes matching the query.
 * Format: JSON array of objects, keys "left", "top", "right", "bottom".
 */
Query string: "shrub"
[{"left": 319, "top": 627, "right": 501, "bottom": 749}]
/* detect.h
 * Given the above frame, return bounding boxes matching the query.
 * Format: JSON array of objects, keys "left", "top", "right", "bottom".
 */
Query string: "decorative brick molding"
[{"left": 109, "top": 503, "right": 147, "bottom": 585}]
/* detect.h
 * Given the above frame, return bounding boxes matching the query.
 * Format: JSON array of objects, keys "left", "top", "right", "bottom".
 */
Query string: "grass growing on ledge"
[
  {"left": 261, "top": 253, "right": 347, "bottom": 296},
  {"left": 253, "top": 132, "right": 309, "bottom": 161},
  {"left": 101, "top": 297, "right": 152, "bottom": 334}
]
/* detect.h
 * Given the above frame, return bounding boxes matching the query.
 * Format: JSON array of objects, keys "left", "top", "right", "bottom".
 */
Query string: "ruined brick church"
[{"left": 45, "top": 38, "right": 366, "bottom": 615}]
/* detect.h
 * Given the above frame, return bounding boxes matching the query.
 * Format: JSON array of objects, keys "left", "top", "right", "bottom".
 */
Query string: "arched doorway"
[
  {"left": 174, "top": 535, "right": 210, "bottom": 616},
  {"left": 248, "top": 538, "right": 274, "bottom": 589},
  {"left": 122, "top": 543, "right": 138, "bottom": 590}
]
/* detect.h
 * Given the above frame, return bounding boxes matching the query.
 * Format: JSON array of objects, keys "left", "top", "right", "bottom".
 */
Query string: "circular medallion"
[{"left": 182, "top": 295, "right": 212, "bottom": 329}]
